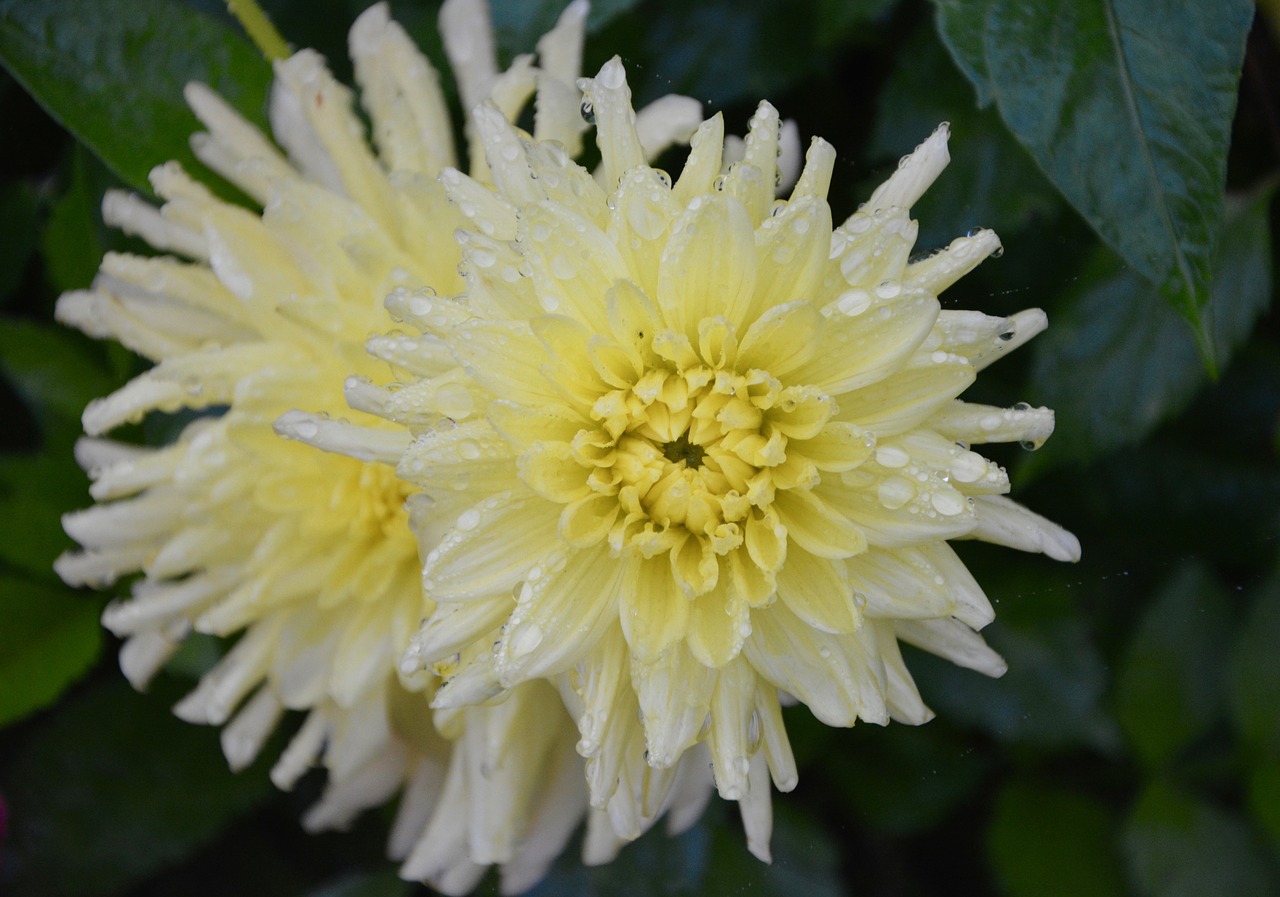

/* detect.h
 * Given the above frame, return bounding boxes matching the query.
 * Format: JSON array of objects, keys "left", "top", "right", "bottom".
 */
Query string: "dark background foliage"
[{"left": 0, "top": 0, "right": 1277, "bottom": 894}]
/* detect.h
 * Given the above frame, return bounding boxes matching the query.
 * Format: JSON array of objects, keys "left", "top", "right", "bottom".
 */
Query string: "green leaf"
[
  {"left": 0, "top": 318, "right": 117, "bottom": 443},
  {"left": 0, "top": 0, "right": 271, "bottom": 193},
  {"left": 930, "top": 0, "right": 994, "bottom": 105},
  {"left": 1229, "top": 573, "right": 1280, "bottom": 758},
  {"left": 1124, "top": 782, "right": 1278, "bottom": 897},
  {"left": 41, "top": 145, "right": 121, "bottom": 294},
  {"left": 1247, "top": 761, "right": 1280, "bottom": 853},
  {"left": 988, "top": 781, "right": 1127, "bottom": 897},
  {"left": 932, "top": 0, "right": 1253, "bottom": 366},
  {"left": 1026, "top": 186, "right": 1274, "bottom": 471},
  {"left": 306, "top": 869, "right": 412, "bottom": 897},
  {"left": 525, "top": 801, "right": 843, "bottom": 897},
  {"left": 870, "top": 21, "right": 1061, "bottom": 251},
  {"left": 631, "top": 0, "right": 828, "bottom": 107},
  {"left": 0, "top": 179, "right": 40, "bottom": 304},
  {"left": 1, "top": 677, "right": 274, "bottom": 896},
  {"left": 1114, "top": 562, "right": 1233, "bottom": 768},
  {"left": 0, "top": 455, "right": 82, "bottom": 579},
  {"left": 831, "top": 723, "right": 989, "bottom": 835},
  {"left": 906, "top": 552, "right": 1121, "bottom": 753},
  {"left": 490, "top": 0, "right": 641, "bottom": 51},
  {"left": 0, "top": 574, "right": 101, "bottom": 727}
]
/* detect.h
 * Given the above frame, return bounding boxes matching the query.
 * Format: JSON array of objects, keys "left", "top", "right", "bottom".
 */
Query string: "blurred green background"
[{"left": 0, "top": 0, "right": 1277, "bottom": 894}]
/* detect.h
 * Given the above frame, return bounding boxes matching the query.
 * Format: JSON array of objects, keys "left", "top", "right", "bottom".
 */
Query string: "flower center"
[{"left": 661, "top": 432, "right": 705, "bottom": 468}]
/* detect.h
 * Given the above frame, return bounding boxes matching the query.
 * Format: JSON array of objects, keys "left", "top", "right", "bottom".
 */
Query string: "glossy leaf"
[
  {"left": 307, "top": 869, "right": 412, "bottom": 897},
  {"left": 1247, "top": 761, "right": 1280, "bottom": 853},
  {"left": 1115, "top": 562, "right": 1233, "bottom": 768},
  {"left": 0, "top": 179, "right": 39, "bottom": 303},
  {"left": 1229, "top": 571, "right": 1280, "bottom": 750},
  {"left": 932, "top": 0, "right": 1253, "bottom": 364},
  {"left": 832, "top": 723, "right": 989, "bottom": 835},
  {"left": 525, "top": 802, "right": 842, "bottom": 897},
  {"left": 907, "top": 553, "right": 1121, "bottom": 753},
  {"left": 1124, "top": 782, "right": 1277, "bottom": 897},
  {"left": 1026, "top": 186, "right": 1273, "bottom": 471},
  {"left": 988, "top": 782, "right": 1127, "bottom": 897},
  {"left": 870, "top": 22, "right": 1060, "bottom": 251},
  {"left": 0, "top": 677, "right": 274, "bottom": 896},
  {"left": 0, "top": 575, "right": 101, "bottom": 727},
  {"left": 0, "top": 0, "right": 271, "bottom": 193},
  {"left": 0, "top": 318, "right": 118, "bottom": 442}
]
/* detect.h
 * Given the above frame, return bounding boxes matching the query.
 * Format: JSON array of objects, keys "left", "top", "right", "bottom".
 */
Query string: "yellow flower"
[
  {"left": 326, "top": 57, "right": 1080, "bottom": 857},
  {"left": 54, "top": 3, "right": 706, "bottom": 892}
]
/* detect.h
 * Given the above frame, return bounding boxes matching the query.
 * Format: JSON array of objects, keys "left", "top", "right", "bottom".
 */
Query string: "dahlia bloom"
[
  {"left": 54, "top": 2, "right": 706, "bottom": 891},
  {"left": 308, "top": 57, "right": 1081, "bottom": 851}
]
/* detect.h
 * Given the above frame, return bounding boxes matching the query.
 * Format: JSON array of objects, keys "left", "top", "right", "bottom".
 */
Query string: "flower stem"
[{"left": 227, "top": 0, "right": 291, "bottom": 62}]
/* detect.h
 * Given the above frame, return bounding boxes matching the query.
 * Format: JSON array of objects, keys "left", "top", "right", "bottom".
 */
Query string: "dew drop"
[
  {"left": 470, "top": 246, "right": 497, "bottom": 269},
  {"left": 875, "top": 445, "right": 910, "bottom": 468},
  {"left": 508, "top": 623, "right": 544, "bottom": 658},
  {"left": 875, "top": 280, "right": 902, "bottom": 299},
  {"left": 930, "top": 490, "right": 966, "bottom": 516},
  {"left": 836, "top": 289, "right": 870, "bottom": 316},
  {"left": 456, "top": 508, "right": 481, "bottom": 531},
  {"left": 877, "top": 476, "right": 915, "bottom": 510},
  {"left": 294, "top": 419, "right": 319, "bottom": 440}
]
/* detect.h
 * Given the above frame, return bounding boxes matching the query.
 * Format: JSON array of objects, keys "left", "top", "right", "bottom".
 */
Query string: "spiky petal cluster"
[
  {"left": 54, "top": 3, "right": 706, "bottom": 892},
  {"left": 327, "top": 56, "right": 1080, "bottom": 853}
]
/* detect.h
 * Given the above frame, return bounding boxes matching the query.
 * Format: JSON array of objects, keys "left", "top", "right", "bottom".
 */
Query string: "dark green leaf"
[
  {"left": 490, "top": 0, "right": 641, "bottom": 51},
  {"left": 870, "top": 22, "right": 1061, "bottom": 251},
  {"left": 933, "top": 0, "right": 1253, "bottom": 364},
  {"left": 0, "top": 0, "right": 271, "bottom": 193},
  {"left": 632, "top": 0, "right": 827, "bottom": 107},
  {"left": 525, "top": 801, "right": 842, "bottom": 897},
  {"left": 307, "top": 869, "right": 412, "bottom": 897},
  {"left": 0, "top": 453, "right": 90, "bottom": 580},
  {"left": 1229, "top": 572, "right": 1280, "bottom": 758},
  {"left": 0, "top": 574, "right": 101, "bottom": 727},
  {"left": 1026, "top": 186, "right": 1273, "bottom": 471},
  {"left": 832, "top": 723, "right": 989, "bottom": 835},
  {"left": 930, "top": 0, "right": 994, "bottom": 105},
  {"left": 988, "top": 781, "right": 1127, "bottom": 897},
  {"left": 0, "top": 318, "right": 117, "bottom": 443},
  {"left": 815, "top": 0, "right": 901, "bottom": 48},
  {"left": 0, "top": 180, "right": 40, "bottom": 304},
  {"left": 907, "top": 553, "right": 1121, "bottom": 753},
  {"left": 0, "top": 677, "right": 274, "bottom": 896},
  {"left": 1124, "top": 782, "right": 1278, "bottom": 897},
  {"left": 1247, "top": 761, "right": 1280, "bottom": 854},
  {"left": 1114, "top": 563, "right": 1234, "bottom": 768},
  {"left": 41, "top": 146, "right": 119, "bottom": 294}
]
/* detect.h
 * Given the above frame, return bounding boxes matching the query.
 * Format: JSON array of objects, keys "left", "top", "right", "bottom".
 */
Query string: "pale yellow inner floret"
[{"left": 523, "top": 320, "right": 846, "bottom": 601}]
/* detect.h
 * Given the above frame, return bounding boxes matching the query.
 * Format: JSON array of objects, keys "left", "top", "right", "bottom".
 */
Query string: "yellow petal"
[
  {"left": 496, "top": 545, "right": 622, "bottom": 682},
  {"left": 773, "top": 487, "right": 866, "bottom": 559},
  {"left": 631, "top": 643, "right": 714, "bottom": 768},
  {"left": 747, "top": 197, "right": 832, "bottom": 324},
  {"left": 422, "top": 493, "right": 562, "bottom": 601},
  {"left": 559, "top": 492, "right": 620, "bottom": 547},
  {"left": 787, "top": 291, "right": 940, "bottom": 396},
  {"left": 619, "top": 557, "right": 690, "bottom": 661},
  {"left": 657, "top": 194, "right": 757, "bottom": 338},
  {"left": 776, "top": 545, "right": 860, "bottom": 634},
  {"left": 687, "top": 579, "right": 748, "bottom": 668}
]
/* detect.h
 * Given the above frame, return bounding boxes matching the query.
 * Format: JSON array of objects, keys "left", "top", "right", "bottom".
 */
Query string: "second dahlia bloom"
[{"left": 318, "top": 56, "right": 1081, "bottom": 849}]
